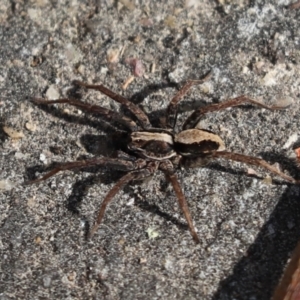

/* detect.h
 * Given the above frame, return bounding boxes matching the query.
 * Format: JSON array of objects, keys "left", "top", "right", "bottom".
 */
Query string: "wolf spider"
[{"left": 28, "top": 72, "right": 298, "bottom": 243}]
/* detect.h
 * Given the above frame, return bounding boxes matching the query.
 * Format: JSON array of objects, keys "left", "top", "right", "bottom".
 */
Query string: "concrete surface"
[{"left": 1, "top": 0, "right": 300, "bottom": 299}]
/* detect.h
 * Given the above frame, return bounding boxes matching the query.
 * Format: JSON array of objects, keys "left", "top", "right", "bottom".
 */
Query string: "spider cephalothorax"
[{"left": 28, "top": 73, "right": 298, "bottom": 243}]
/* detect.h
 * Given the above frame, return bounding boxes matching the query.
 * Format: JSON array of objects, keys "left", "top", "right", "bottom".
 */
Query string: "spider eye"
[{"left": 174, "top": 129, "right": 225, "bottom": 156}]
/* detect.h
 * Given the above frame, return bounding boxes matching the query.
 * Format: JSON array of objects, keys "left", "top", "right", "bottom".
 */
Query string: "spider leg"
[
  {"left": 32, "top": 97, "right": 138, "bottom": 131},
  {"left": 183, "top": 95, "right": 291, "bottom": 130},
  {"left": 26, "top": 157, "right": 146, "bottom": 184},
  {"left": 160, "top": 161, "right": 200, "bottom": 244},
  {"left": 209, "top": 151, "right": 298, "bottom": 183},
  {"left": 166, "top": 71, "right": 212, "bottom": 129},
  {"left": 73, "top": 81, "right": 151, "bottom": 129},
  {"left": 89, "top": 162, "right": 158, "bottom": 238}
]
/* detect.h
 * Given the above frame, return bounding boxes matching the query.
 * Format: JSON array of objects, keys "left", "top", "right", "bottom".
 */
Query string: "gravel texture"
[{"left": 1, "top": 1, "right": 300, "bottom": 299}]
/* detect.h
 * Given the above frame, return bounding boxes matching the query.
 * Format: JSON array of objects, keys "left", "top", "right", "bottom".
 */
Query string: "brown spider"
[{"left": 28, "top": 72, "right": 298, "bottom": 243}]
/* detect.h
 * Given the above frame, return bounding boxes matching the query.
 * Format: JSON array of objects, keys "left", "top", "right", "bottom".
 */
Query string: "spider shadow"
[
  {"left": 123, "top": 183, "right": 189, "bottom": 232},
  {"left": 27, "top": 79, "right": 194, "bottom": 237},
  {"left": 206, "top": 151, "right": 299, "bottom": 185},
  {"left": 67, "top": 172, "right": 189, "bottom": 238},
  {"left": 26, "top": 161, "right": 189, "bottom": 239},
  {"left": 129, "top": 80, "right": 215, "bottom": 127},
  {"left": 30, "top": 81, "right": 181, "bottom": 132},
  {"left": 260, "top": 151, "right": 300, "bottom": 181},
  {"left": 124, "top": 81, "right": 179, "bottom": 127},
  {"left": 25, "top": 130, "right": 127, "bottom": 183},
  {"left": 30, "top": 79, "right": 270, "bottom": 135},
  {"left": 28, "top": 81, "right": 299, "bottom": 245},
  {"left": 0, "top": 125, "right": 8, "bottom": 144},
  {"left": 29, "top": 96, "right": 125, "bottom": 135},
  {"left": 26, "top": 162, "right": 127, "bottom": 236}
]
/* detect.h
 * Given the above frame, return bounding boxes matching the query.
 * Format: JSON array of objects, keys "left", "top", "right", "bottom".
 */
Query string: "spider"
[{"left": 28, "top": 72, "right": 298, "bottom": 243}]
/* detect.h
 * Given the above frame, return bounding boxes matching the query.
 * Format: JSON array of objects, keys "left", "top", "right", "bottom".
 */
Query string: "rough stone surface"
[{"left": 1, "top": 1, "right": 300, "bottom": 299}]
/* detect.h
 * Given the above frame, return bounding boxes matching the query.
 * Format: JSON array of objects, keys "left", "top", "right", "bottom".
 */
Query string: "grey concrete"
[{"left": 1, "top": 1, "right": 300, "bottom": 299}]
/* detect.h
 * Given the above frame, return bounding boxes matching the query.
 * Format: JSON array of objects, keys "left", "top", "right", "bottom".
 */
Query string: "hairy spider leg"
[
  {"left": 73, "top": 81, "right": 151, "bottom": 129},
  {"left": 89, "top": 163, "right": 158, "bottom": 238},
  {"left": 209, "top": 151, "right": 298, "bottom": 184},
  {"left": 26, "top": 157, "right": 145, "bottom": 185},
  {"left": 160, "top": 161, "right": 200, "bottom": 243},
  {"left": 183, "top": 95, "right": 290, "bottom": 130},
  {"left": 32, "top": 98, "right": 138, "bottom": 131},
  {"left": 166, "top": 71, "right": 212, "bottom": 129}
]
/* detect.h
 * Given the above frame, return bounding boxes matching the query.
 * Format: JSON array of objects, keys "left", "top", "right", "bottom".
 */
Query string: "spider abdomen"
[{"left": 174, "top": 128, "right": 225, "bottom": 156}]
